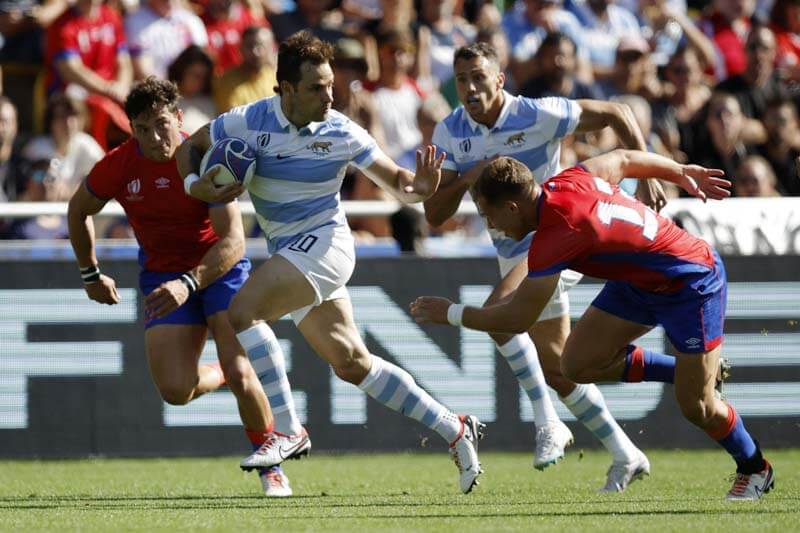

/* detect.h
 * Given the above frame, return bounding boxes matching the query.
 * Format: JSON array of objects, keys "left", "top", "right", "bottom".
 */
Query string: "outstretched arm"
[
  {"left": 575, "top": 99, "right": 667, "bottom": 211},
  {"left": 410, "top": 274, "right": 560, "bottom": 334},
  {"left": 582, "top": 149, "right": 732, "bottom": 202},
  {"left": 362, "top": 145, "right": 445, "bottom": 204}
]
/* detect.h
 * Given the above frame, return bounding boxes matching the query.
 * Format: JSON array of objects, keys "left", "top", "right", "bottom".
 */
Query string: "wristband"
[
  {"left": 184, "top": 173, "right": 200, "bottom": 195},
  {"left": 180, "top": 272, "right": 200, "bottom": 294},
  {"left": 446, "top": 303, "right": 466, "bottom": 326},
  {"left": 80, "top": 264, "right": 101, "bottom": 284}
]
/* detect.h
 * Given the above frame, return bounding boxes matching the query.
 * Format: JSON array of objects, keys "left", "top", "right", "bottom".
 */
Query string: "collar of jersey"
[
  {"left": 273, "top": 95, "right": 324, "bottom": 136},
  {"left": 465, "top": 90, "right": 515, "bottom": 135}
]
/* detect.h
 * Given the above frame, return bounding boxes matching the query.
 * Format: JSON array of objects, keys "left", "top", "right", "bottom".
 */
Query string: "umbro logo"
[
  {"left": 685, "top": 337, "right": 702, "bottom": 348},
  {"left": 155, "top": 177, "right": 170, "bottom": 189}
]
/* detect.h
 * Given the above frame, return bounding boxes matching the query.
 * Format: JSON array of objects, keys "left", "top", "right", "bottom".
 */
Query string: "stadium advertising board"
[{"left": 0, "top": 256, "right": 798, "bottom": 457}]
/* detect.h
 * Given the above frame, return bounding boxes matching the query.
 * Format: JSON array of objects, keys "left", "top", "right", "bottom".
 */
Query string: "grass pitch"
[{"left": 1, "top": 449, "right": 797, "bottom": 532}]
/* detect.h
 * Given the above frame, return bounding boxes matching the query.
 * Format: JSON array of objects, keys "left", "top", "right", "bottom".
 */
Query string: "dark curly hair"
[
  {"left": 124, "top": 77, "right": 180, "bottom": 120},
  {"left": 276, "top": 31, "right": 334, "bottom": 94}
]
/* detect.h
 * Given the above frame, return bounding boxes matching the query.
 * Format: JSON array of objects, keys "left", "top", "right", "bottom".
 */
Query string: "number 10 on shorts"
[{"left": 288, "top": 234, "right": 318, "bottom": 253}]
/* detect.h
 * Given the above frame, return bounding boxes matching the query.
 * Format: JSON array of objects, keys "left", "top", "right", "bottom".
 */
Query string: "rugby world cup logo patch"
[
  {"left": 459, "top": 138, "right": 471, "bottom": 153},
  {"left": 125, "top": 178, "right": 143, "bottom": 201},
  {"left": 224, "top": 138, "right": 255, "bottom": 176}
]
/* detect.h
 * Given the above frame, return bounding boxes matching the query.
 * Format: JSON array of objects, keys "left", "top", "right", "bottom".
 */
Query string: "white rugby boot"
[
  {"left": 449, "top": 415, "right": 485, "bottom": 494},
  {"left": 533, "top": 420, "right": 574, "bottom": 470},
  {"left": 240, "top": 429, "right": 311, "bottom": 471},
  {"left": 599, "top": 450, "right": 651, "bottom": 492},
  {"left": 726, "top": 461, "right": 774, "bottom": 501},
  {"left": 260, "top": 465, "right": 293, "bottom": 497}
]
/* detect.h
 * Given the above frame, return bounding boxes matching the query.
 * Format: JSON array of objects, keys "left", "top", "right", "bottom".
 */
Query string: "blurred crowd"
[{"left": 0, "top": 0, "right": 798, "bottom": 247}]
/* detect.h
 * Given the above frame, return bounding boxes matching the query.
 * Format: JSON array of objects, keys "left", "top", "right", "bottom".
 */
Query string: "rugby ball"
[{"left": 200, "top": 137, "right": 256, "bottom": 187}]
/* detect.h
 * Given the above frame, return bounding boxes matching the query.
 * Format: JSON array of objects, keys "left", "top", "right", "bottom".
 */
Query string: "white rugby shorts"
[{"left": 276, "top": 223, "right": 355, "bottom": 325}]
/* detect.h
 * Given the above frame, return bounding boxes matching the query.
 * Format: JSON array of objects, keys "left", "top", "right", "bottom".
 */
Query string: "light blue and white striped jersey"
[
  {"left": 432, "top": 92, "right": 581, "bottom": 258},
  {"left": 210, "top": 96, "right": 381, "bottom": 253}
]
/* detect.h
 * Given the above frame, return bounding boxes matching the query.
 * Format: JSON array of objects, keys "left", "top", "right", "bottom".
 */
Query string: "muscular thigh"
[
  {"left": 145, "top": 324, "right": 209, "bottom": 388},
  {"left": 233, "top": 254, "right": 317, "bottom": 323},
  {"left": 296, "top": 296, "right": 369, "bottom": 369},
  {"left": 565, "top": 305, "right": 652, "bottom": 370},
  {"left": 531, "top": 314, "right": 570, "bottom": 373}
]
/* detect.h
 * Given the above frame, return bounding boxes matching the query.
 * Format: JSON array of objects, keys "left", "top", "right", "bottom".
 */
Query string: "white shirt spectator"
[
  {"left": 125, "top": 4, "right": 208, "bottom": 79},
  {"left": 371, "top": 80, "right": 423, "bottom": 169},
  {"left": 22, "top": 131, "right": 104, "bottom": 198}
]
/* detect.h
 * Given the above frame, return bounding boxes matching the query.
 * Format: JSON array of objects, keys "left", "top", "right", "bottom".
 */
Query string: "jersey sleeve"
[
  {"left": 348, "top": 121, "right": 382, "bottom": 170},
  {"left": 210, "top": 103, "right": 249, "bottom": 143},
  {"left": 51, "top": 19, "right": 79, "bottom": 63},
  {"left": 85, "top": 150, "right": 126, "bottom": 200},
  {"left": 432, "top": 121, "right": 457, "bottom": 172},
  {"left": 526, "top": 96, "right": 582, "bottom": 141}
]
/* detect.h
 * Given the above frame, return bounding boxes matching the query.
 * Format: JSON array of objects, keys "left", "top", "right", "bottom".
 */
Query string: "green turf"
[{"left": 0, "top": 449, "right": 796, "bottom": 532}]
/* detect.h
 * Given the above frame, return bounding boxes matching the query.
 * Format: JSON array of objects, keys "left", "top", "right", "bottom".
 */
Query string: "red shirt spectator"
[
  {"left": 202, "top": 0, "right": 267, "bottom": 73},
  {"left": 700, "top": 0, "right": 754, "bottom": 81},
  {"left": 45, "top": 0, "right": 128, "bottom": 94}
]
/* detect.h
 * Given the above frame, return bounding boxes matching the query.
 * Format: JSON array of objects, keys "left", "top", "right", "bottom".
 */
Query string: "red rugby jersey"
[
  {"left": 86, "top": 137, "right": 218, "bottom": 272},
  {"left": 527, "top": 166, "right": 715, "bottom": 294}
]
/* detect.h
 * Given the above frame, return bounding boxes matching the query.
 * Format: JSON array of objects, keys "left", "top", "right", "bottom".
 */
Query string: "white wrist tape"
[
  {"left": 447, "top": 303, "right": 466, "bottom": 327},
  {"left": 184, "top": 173, "right": 200, "bottom": 195}
]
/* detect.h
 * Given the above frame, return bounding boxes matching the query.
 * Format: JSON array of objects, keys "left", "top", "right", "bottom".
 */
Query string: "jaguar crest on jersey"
[{"left": 307, "top": 141, "right": 332, "bottom": 155}]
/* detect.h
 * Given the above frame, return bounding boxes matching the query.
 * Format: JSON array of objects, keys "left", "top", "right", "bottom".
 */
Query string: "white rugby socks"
[{"left": 237, "top": 322, "right": 303, "bottom": 435}]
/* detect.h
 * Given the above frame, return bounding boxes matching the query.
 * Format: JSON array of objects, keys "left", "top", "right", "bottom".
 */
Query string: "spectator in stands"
[
  {"left": 699, "top": 0, "right": 755, "bottom": 80},
  {"left": 501, "top": 0, "right": 589, "bottom": 88},
  {"left": 597, "top": 34, "right": 662, "bottom": 100},
  {"left": 267, "top": 0, "right": 344, "bottom": 43},
  {"left": 5, "top": 158, "right": 70, "bottom": 239},
  {"left": 734, "top": 154, "right": 783, "bottom": 196},
  {"left": 572, "top": 0, "right": 643, "bottom": 75},
  {"left": 637, "top": 0, "right": 716, "bottom": 68},
  {"left": 213, "top": 26, "right": 276, "bottom": 113},
  {"left": 689, "top": 91, "right": 754, "bottom": 180},
  {"left": 769, "top": 0, "right": 800, "bottom": 82},
  {"left": 125, "top": 0, "right": 207, "bottom": 80},
  {"left": 757, "top": 98, "right": 800, "bottom": 195},
  {"left": 370, "top": 27, "right": 423, "bottom": 170},
  {"left": 21, "top": 92, "right": 104, "bottom": 200},
  {"left": 0, "top": 96, "right": 25, "bottom": 202},
  {"left": 45, "top": 0, "right": 132, "bottom": 149},
  {"left": 652, "top": 45, "right": 712, "bottom": 162},
  {"left": 0, "top": 0, "right": 69, "bottom": 132},
  {"left": 0, "top": 0, "right": 67, "bottom": 64},
  {"left": 201, "top": 0, "right": 267, "bottom": 75},
  {"left": 167, "top": 46, "right": 217, "bottom": 135},
  {"left": 415, "top": 0, "right": 475, "bottom": 88},
  {"left": 716, "top": 25, "right": 788, "bottom": 120},
  {"left": 331, "top": 37, "right": 384, "bottom": 146},
  {"left": 520, "top": 31, "right": 603, "bottom": 99}
]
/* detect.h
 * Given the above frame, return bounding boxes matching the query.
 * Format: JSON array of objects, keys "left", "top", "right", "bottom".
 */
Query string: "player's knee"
[
  {"left": 560, "top": 356, "right": 592, "bottom": 383},
  {"left": 158, "top": 383, "right": 193, "bottom": 406},
  {"left": 332, "top": 348, "right": 370, "bottom": 384},
  {"left": 227, "top": 297, "right": 256, "bottom": 332},
  {"left": 221, "top": 358, "right": 250, "bottom": 395},
  {"left": 489, "top": 331, "right": 513, "bottom": 345}
]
